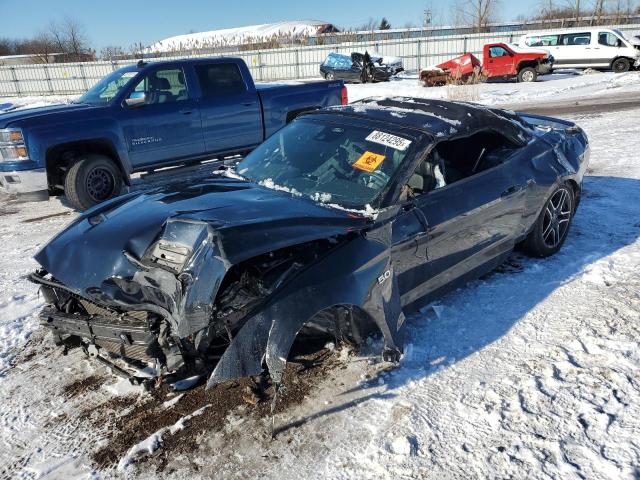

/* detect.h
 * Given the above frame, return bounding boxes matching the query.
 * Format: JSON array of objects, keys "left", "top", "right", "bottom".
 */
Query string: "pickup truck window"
[
  {"left": 195, "top": 63, "right": 247, "bottom": 98},
  {"left": 128, "top": 68, "right": 188, "bottom": 105},
  {"left": 560, "top": 33, "right": 591, "bottom": 46},
  {"left": 488, "top": 46, "right": 510, "bottom": 58},
  {"left": 78, "top": 70, "right": 138, "bottom": 105}
]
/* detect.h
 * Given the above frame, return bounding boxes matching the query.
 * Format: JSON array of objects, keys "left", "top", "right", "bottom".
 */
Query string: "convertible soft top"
[{"left": 322, "top": 97, "right": 531, "bottom": 145}]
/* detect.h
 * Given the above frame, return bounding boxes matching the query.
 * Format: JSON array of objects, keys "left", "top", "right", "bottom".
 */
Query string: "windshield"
[
  {"left": 236, "top": 117, "right": 418, "bottom": 209},
  {"left": 613, "top": 29, "right": 627, "bottom": 40},
  {"left": 77, "top": 69, "right": 139, "bottom": 105}
]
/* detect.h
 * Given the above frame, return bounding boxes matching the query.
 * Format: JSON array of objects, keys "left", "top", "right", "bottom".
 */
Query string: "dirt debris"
[{"left": 90, "top": 345, "right": 339, "bottom": 471}]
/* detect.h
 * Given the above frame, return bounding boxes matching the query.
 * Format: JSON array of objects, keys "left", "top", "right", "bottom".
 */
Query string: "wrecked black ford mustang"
[{"left": 30, "top": 98, "right": 589, "bottom": 390}]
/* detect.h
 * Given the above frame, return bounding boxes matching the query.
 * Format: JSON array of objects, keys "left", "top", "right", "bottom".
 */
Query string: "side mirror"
[{"left": 125, "top": 91, "right": 147, "bottom": 107}]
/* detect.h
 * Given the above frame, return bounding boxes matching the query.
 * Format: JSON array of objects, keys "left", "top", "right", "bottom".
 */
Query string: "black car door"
[{"left": 394, "top": 154, "right": 526, "bottom": 312}]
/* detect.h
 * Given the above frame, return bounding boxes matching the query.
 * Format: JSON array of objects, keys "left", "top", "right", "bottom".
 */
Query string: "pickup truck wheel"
[
  {"left": 611, "top": 57, "right": 630, "bottom": 73},
  {"left": 64, "top": 154, "right": 122, "bottom": 211},
  {"left": 325, "top": 72, "right": 335, "bottom": 80},
  {"left": 518, "top": 67, "right": 537, "bottom": 83}
]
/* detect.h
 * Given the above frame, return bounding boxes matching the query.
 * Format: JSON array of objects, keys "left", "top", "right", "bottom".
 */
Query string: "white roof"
[
  {"left": 520, "top": 26, "right": 621, "bottom": 37},
  {"left": 147, "top": 20, "right": 333, "bottom": 53}
]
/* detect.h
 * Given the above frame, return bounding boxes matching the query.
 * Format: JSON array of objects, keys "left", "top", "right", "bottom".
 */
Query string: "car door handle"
[
  {"left": 180, "top": 109, "right": 194, "bottom": 115},
  {"left": 242, "top": 102, "right": 258, "bottom": 107}
]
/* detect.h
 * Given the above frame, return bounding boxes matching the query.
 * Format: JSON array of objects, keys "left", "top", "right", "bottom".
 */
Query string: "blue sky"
[{"left": 1, "top": 0, "right": 539, "bottom": 51}]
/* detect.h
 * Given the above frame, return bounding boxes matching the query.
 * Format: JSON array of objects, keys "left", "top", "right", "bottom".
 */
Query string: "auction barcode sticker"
[{"left": 366, "top": 131, "right": 412, "bottom": 151}]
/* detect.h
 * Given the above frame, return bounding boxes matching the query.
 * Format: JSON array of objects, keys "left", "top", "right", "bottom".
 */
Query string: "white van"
[{"left": 518, "top": 27, "right": 640, "bottom": 72}]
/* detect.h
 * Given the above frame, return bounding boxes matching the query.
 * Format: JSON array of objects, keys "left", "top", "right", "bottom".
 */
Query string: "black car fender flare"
[{"left": 207, "top": 223, "right": 406, "bottom": 388}]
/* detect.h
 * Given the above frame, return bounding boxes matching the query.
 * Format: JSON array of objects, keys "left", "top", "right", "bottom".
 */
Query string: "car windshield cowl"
[{"left": 236, "top": 116, "right": 423, "bottom": 212}]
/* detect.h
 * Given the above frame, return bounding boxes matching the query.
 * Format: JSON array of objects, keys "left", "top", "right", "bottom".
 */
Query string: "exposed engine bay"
[{"left": 31, "top": 237, "right": 363, "bottom": 387}]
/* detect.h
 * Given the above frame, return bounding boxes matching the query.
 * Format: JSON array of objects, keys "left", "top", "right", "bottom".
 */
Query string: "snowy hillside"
[{"left": 146, "top": 20, "right": 335, "bottom": 52}]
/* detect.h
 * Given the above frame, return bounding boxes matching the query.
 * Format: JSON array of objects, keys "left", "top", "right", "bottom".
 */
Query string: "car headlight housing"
[{"left": 0, "top": 128, "right": 29, "bottom": 161}]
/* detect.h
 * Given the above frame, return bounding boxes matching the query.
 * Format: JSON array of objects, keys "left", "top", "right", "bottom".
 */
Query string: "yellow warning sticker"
[{"left": 353, "top": 151, "right": 386, "bottom": 173}]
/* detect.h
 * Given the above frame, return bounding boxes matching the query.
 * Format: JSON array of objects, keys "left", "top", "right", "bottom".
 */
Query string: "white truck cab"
[{"left": 518, "top": 27, "right": 640, "bottom": 72}]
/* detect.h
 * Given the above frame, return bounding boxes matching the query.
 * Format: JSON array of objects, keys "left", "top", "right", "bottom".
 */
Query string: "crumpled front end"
[
  {"left": 31, "top": 183, "right": 406, "bottom": 389},
  {"left": 32, "top": 217, "right": 232, "bottom": 378}
]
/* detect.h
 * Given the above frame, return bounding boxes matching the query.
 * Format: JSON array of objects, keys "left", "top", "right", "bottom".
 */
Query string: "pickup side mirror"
[{"left": 125, "top": 91, "right": 147, "bottom": 107}]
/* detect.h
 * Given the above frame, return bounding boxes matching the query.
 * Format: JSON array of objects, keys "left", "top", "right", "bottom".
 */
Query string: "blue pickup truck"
[{"left": 0, "top": 57, "right": 347, "bottom": 210}]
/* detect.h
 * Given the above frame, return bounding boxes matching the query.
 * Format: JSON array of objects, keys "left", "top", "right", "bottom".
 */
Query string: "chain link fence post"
[
  {"left": 9, "top": 67, "right": 21, "bottom": 97},
  {"left": 79, "top": 64, "right": 89, "bottom": 91},
  {"left": 44, "top": 65, "right": 54, "bottom": 95}
]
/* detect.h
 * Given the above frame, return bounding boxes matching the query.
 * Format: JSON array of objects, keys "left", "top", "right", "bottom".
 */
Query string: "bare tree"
[
  {"left": 454, "top": 0, "right": 501, "bottom": 32},
  {"left": 48, "top": 18, "right": 92, "bottom": 61},
  {"left": 357, "top": 18, "right": 379, "bottom": 31},
  {"left": 24, "top": 32, "right": 57, "bottom": 63},
  {"left": 128, "top": 42, "right": 146, "bottom": 59},
  {"left": 592, "top": 0, "right": 606, "bottom": 23},
  {"left": 0, "top": 38, "right": 14, "bottom": 56},
  {"left": 100, "top": 45, "right": 126, "bottom": 61}
]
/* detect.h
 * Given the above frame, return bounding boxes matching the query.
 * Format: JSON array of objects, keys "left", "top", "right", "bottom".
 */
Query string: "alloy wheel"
[{"left": 541, "top": 188, "right": 572, "bottom": 248}]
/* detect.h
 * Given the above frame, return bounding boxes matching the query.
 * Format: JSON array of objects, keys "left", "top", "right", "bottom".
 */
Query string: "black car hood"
[{"left": 35, "top": 178, "right": 370, "bottom": 298}]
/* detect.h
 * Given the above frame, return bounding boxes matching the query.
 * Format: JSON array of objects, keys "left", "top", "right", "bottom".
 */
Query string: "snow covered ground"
[{"left": 1, "top": 73, "right": 640, "bottom": 479}]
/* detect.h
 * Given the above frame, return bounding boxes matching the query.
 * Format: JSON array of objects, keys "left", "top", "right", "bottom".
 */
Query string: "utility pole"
[
  {"left": 575, "top": 0, "right": 581, "bottom": 24},
  {"left": 423, "top": 9, "right": 432, "bottom": 27}
]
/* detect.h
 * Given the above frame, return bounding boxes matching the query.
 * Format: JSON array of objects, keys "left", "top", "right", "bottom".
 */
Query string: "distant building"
[{"left": 146, "top": 20, "right": 339, "bottom": 54}]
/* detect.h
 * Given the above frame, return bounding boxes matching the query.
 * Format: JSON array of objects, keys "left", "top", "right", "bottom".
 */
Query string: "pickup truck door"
[
  {"left": 193, "top": 62, "right": 264, "bottom": 154},
  {"left": 485, "top": 45, "right": 515, "bottom": 77},
  {"left": 117, "top": 66, "right": 205, "bottom": 168}
]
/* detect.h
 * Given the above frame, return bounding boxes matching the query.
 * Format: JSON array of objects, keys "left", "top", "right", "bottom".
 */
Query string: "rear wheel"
[
  {"left": 64, "top": 154, "right": 123, "bottom": 211},
  {"left": 518, "top": 67, "right": 538, "bottom": 83},
  {"left": 524, "top": 184, "right": 574, "bottom": 257},
  {"left": 325, "top": 72, "right": 335, "bottom": 80},
  {"left": 612, "top": 57, "right": 630, "bottom": 73}
]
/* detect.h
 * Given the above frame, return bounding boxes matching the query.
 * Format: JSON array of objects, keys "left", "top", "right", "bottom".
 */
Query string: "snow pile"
[{"left": 147, "top": 20, "right": 332, "bottom": 53}]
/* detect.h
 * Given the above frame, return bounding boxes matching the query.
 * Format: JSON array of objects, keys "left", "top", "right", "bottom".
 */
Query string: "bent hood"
[{"left": 35, "top": 178, "right": 370, "bottom": 333}]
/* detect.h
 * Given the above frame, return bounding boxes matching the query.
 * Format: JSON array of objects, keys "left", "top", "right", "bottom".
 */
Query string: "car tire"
[
  {"left": 611, "top": 57, "right": 630, "bottom": 73},
  {"left": 518, "top": 67, "right": 538, "bottom": 83},
  {"left": 325, "top": 72, "right": 334, "bottom": 80},
  {"left": 523, "top": 184, "right": 574, "bottom": 258},
  {"left": 64, "top": 154, "right": 123, "bottom": 211}
]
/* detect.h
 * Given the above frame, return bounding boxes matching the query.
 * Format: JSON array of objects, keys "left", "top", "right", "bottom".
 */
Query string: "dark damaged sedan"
[{"left": 30, "top": 98, "right": 589, "bottom": 391}]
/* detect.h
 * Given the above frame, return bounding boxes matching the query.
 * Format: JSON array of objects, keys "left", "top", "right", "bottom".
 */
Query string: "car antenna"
[{"left": 137, "top": 59, "right": 147, "bottom": 68}]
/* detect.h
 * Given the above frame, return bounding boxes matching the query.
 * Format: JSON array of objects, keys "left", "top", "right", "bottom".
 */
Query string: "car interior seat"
[{"left": 149, "top": 76, "right": 175, "bottom": 104}]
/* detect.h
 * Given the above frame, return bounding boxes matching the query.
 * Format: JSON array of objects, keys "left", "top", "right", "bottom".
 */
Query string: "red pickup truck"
[{"left": 421, "top": 42, "right": 554, "bottom": 85}]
